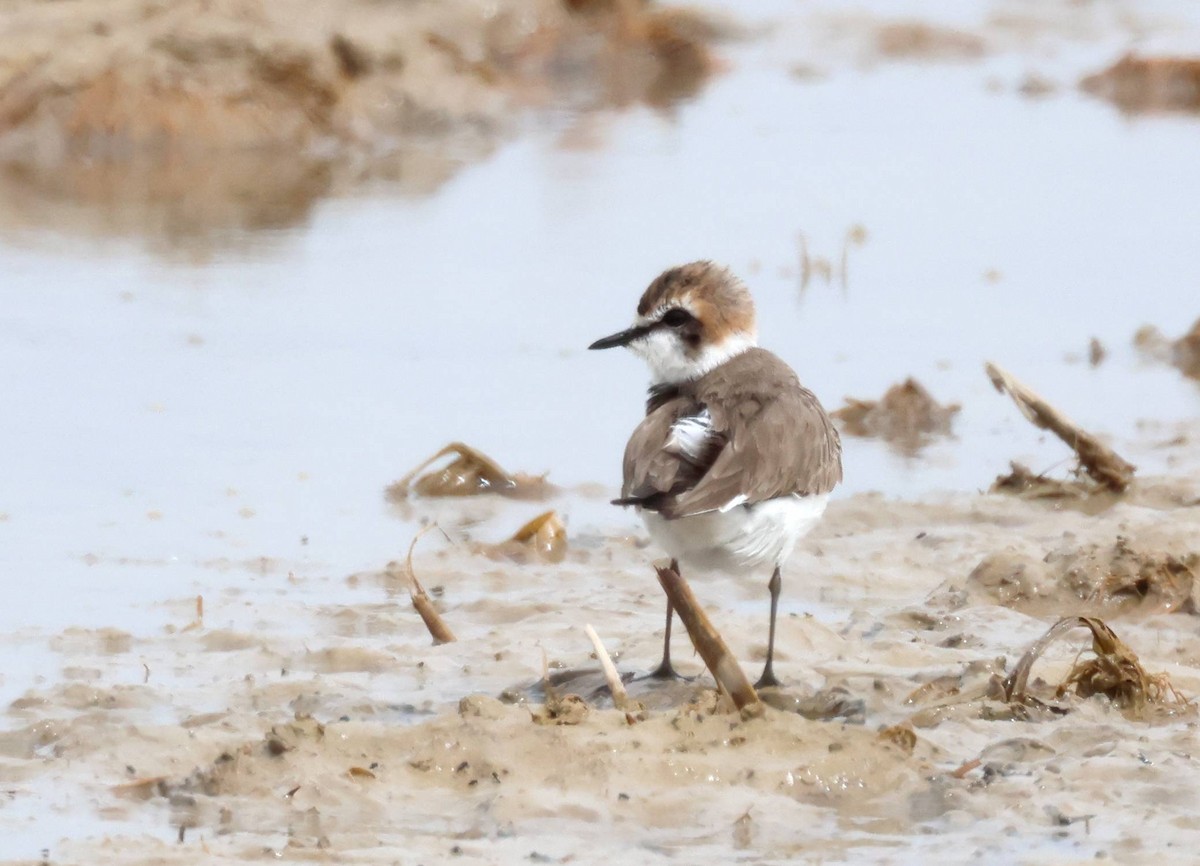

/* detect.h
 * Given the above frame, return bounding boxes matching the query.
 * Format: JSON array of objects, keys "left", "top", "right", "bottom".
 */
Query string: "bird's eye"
[{"left": 661, "top": 309, "right": 691, "bottom": 327}]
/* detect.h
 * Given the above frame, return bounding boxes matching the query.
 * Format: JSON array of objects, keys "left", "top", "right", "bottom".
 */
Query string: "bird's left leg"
[{"left": 755, "top": 565, "right": 783, "bottom": 689}]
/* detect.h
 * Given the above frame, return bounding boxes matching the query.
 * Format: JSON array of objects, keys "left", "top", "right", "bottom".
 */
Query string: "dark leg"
[
  {"left": 755, "top": 566, "right": 783, "bottom": 689},
  {"left": 648, "top": 559, "right": 683, "bottom": 679}
]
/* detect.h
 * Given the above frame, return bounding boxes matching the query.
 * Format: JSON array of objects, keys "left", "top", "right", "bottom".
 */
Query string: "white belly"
[{"left": 641, "top": 494, "right": 829, "bottom": 573}]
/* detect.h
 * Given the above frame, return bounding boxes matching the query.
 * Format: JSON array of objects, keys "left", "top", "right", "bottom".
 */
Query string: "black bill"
[{"left": 588, "top": 324, "right": 651, "bottom": 350}]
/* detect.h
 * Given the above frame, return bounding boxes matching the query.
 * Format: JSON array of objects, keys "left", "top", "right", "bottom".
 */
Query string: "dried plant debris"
[
  {"left": 585, "top": 624, "right": 636, "bottom": 713},
  {"left": 897, "top": 619, "right": 1190, "bottom": 725},
  {"left": 991, "top": 462, "right": 1111, "bottom": 504},
  {"left": 500, "top": 666, "right": 654, "bottom": 710},
  {"left": 1052, "top": 539, "right": 1198, "bottom": 614},
  {"left": 759, "top": 683, "right": 866, "bottom": 724},
  {"left": 475, "top": 510, "right": 568, "bottom": 563},
  {"left": 387, "top": 442, "right": 551, "bottom": 500},
  {"left": 1082, "top": 53, "right": 1200, "bottom": 114},
  {"left": 967, "top": 537, "right": 1199, "bottom": 617},
  {"left": 112, "top": 776, "right": 170, "bottom": 800},
  {"left": 899, "top": 661, "right": 1013, "bottom": 729},
  {"left": 1134, "top": 317, "right": 1200, "bottom": 381},
  {"left": 796, "top": 224, "right": 868, "bottom": 292},
  {"left": 531, "top": 693, "right": 590, "bottom": 726},
  {"left": 985, "top": 362, "right": 1134, "bottom": 493},
  {"left": 404, "top": 526, "right": 456, "bottom": 645},
  {"left": 1003, "top": 617, "right": 1190, "bottom": 718},
  {"left": 655, "top": 561, "right": 763, "bottom": 717},
  {"left": 877, "top": 723, "right": 918, "bottom": 755},
  {"left": 530, "top": 651, "right": 590, "bottom": 725},
  {"left": 832, "top": 378, "right": 959, "bottom": 454}
]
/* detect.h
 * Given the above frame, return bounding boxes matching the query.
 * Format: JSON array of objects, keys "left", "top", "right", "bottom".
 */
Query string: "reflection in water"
[
  {"left": 0, "top": 146, "right": 467, "bottom": 259},
  {"left": 0, "top": 0, "right": 725, "bottom": 257},
  {"left": 0, "top": 154, "right": 330, "bottom": 258}
]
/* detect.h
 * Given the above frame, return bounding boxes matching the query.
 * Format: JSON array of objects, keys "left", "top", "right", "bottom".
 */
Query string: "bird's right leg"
[{"left": 647, "top": 559, "right": 684, "bottom": 679}]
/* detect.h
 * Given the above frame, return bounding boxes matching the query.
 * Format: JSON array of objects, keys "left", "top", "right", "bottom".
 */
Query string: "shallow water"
[
  {"left": 4, "top": 9, "right": 1199, "bottom": 622},
  {"left": 2, "top": 1, "right": 1200, "bottom": 860}
]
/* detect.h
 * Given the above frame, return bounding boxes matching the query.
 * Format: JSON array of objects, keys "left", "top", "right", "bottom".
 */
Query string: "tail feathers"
[{"left": 611, "top": 494, "right": 670, "bottom": 514}]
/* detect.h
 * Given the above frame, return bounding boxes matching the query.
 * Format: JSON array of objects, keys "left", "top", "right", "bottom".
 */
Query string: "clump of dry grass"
[{"left": 1003, "top": 616, "right": 1190, "bottom": 718}]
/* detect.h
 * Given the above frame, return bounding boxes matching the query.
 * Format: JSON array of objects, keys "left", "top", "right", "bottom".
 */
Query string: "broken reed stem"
[
  {"left": 392, "top": 446, "right": 453, "bottom": 497},
  {"left": 584, "top": 624, "right": 631, "bottom": 712},
  {"left": 404, "top": 524, "right": 456, "bottom": 645},
  {"left": 1003, "top": 616, "right": 1085, "bottom": 702},
  {"left": 654, "top": 563, "right": 763, "bottom": 716},
  {"left": 539, "top": 647, "right": 555, "bottom": 700},
  {"left": 984, "top": 362, "right": 1135, "bottom": 492}
]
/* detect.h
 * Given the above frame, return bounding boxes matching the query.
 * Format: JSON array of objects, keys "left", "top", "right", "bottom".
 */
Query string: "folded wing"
[
  {"left": 618, "top": 366, "right": 842, "bottom": 518},
  {"left": 668, "top": 386, "right": 841, "bottom": 517}
]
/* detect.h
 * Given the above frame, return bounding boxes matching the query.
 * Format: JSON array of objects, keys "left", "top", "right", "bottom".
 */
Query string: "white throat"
[{"left": 632, "top": 329, "right": 756, "bottom": 385}]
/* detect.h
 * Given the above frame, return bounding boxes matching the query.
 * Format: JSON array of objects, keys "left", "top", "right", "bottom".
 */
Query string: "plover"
[{"left": 589, "top": 261, "right": 842, "bottom": 687}]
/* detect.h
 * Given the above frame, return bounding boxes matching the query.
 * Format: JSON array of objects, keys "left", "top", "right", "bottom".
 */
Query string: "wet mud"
[{"left": 8, "top": 479, "right": 1200, "bottom": 863}]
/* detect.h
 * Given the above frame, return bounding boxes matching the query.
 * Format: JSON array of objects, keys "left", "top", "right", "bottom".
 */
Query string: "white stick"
[{"left": 585, "top": 624, "right": 631, "bottom": 711}]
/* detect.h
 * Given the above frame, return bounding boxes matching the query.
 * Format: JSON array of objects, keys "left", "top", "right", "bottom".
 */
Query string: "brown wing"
[
  {"left": 664, "top": 350, "right": 843, "bottom": 518},
  {"left": 619, "top": 396, "right": 724, "bottom": 510}
]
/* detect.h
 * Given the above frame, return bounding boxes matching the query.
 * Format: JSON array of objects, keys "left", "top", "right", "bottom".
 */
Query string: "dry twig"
[
  {"left": 404, "top": 525, "right": 456, "bottom": 644},
  {"left": 655, "top": 562, "right": 763, "bottom": 716},
  {"left": 584, "top": 624, "right": 632, "bottom": 711},
  {"left": 985, "top": 362, "right": 1135, "bottom": 491}
]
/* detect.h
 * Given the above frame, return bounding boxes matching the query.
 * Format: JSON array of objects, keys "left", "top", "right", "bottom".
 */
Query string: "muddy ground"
[{"left": 4, "top": 471, "right": 1200, "bottom": 864}]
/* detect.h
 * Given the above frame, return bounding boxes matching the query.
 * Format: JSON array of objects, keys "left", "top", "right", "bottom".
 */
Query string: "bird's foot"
[
  {"left": 637, "top": 659, "right": 695, "bottom": 682},
  {"left": 754, "top": 667, "right": 782, "bottom": 690}
]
